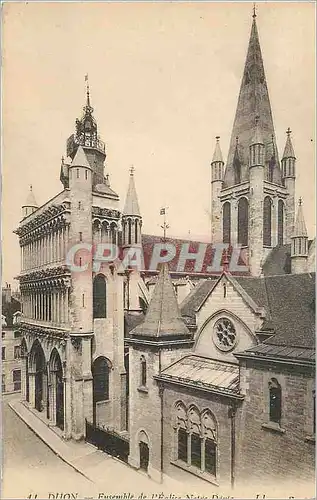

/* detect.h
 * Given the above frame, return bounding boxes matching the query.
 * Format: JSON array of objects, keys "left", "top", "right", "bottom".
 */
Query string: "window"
[
  {"left": 79, "top": 232, "right": 83, "bottom": 242},
  {"left": 277, "top": 200, "right": 284, "bottom": 246},
  {"left": 85, "top": 170, "right": 88, "bottom": 180},
  {"left": 2, "top": 347, "right": 5, "bottom": 360},
  {"left": 213, "top": 318, "right": 237, "bottom": 352},
  {"left": 263, "top": 197, "right": 272, "bottom": 247},
  {"left": 237, "top": 198, "right": 249, "bottom": 247},
  {"left": 178, "top": 428, "right": 187, "bottom": 462},
  {"left": 233, "top": 147, "right": 241, "bottom": 184},
  {"left": 128, "top": 220, "right": 132, "bottom": 245},
  {"left": 223, "top": 202, "right": 231, "bottom": 245},
  {"left": 135, "top": 220, "right": 138, "bottom": 244},
  {"left": 93, "top": 274, "right": 107, "bottom": 318},
  {"left": 14, "top": 331, "right": 21, "bottom": 338},
  {"left": 2, "top": 374, "right": 5, "bottom": 392},
  {"left": 77, "top": 169, "right": 79, "bottom": 178},
  {"left": 2, "top": 332, "right": 5, "bottom": 339},
  {"left": 82, "top": 294, "right": 85, "bottom": 307},
  {"left": 14, "top": 346, "right": 21, "bottom": 359},
  {"left": 269, "top": 378, "right": 282, "bottom": 424},
  {"left": 92, "top": 357, "right": 111, "bottom": 402},
  {"left": 13, "top": 370, "right": 21, "bottom": 391},
  {"left": 174, "top": 403, "right": 217, "bottom": 478},
  {"left": 78, "top": 201, "right": 82, "bottom": 210},
  {"left": 140, "top": 356, "right": 147, "bottom": 387}
]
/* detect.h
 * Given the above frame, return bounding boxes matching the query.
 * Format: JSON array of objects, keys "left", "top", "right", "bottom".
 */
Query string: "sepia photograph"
[{"left": 1, "top": 2, "right": 316, "bottom": 499}]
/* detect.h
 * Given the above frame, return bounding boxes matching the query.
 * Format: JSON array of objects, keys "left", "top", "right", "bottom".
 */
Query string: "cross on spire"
[
  {"left": 129, "top": 165, "right": 135, "bottom": 176},
  {"left": 30, "top": 184, "right": 33, "bottom": 191},
  {"left": 286, "top": 127, "right": 292, "bottom": 136},
  {"left": 299, "top": 197, "right": 302, "bottom": 206},
  {"left": 253, "top": 3, "right": 257, "bottom": 19},
  {"left": 160, "top": 207, "right": 169, "bottom": 243}
]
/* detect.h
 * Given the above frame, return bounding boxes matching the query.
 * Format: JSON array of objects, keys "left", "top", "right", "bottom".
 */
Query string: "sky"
[{"left": 2, "top": 1, "right": 316, "bottom": 286}]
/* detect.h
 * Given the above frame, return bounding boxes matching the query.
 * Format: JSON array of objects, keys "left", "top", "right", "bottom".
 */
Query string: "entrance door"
[
  {"left": 139, "top": 442, "right": 149, "bottom": 472},
  {"left": 56, "top": 367, "right": 64, "bottom": 430}
]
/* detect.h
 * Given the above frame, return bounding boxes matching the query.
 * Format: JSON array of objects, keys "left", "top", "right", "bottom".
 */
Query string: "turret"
[
  {"left": 282, "top": 128, "right": 296, "bottom": 243},
  {"left": 122, "top": 167, "right": 142, "bottom": 247},
  {"left": 291, "top": 198, "right": 308, "bottom": 274},
  {"left": 22, "top": 185, "right": 38, "bottom": 219},
  {"left": 249, "top": 116, "right": 265, "bottom": 276},
  {"left": 211, "top": 136, "right": 224, "bottom": 243}
]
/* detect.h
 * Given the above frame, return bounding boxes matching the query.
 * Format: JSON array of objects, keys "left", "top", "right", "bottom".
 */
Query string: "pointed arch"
[
  {"left": 277, "top": 200, "right": 284, "bottom": 246},
  {"left": 237, "top": 197, "right": 249, "bottom": 247},
  {"left": 223, "top": 202, "right": 231, "bottom": 245},
  {"left": 93, "top": 274, "right": 107, "bottom": 318},
  {"left": 49, "top": 348, "right": 64, "bottom": 430},
  {"left": 92, "top": 356, "right": 111, "bottom": 403},
  {"left": 29, "top": 340, "right": 46, "bottom": 412},
  {"left": 263, "top": 196, "right": 272, "bottom": 246}
]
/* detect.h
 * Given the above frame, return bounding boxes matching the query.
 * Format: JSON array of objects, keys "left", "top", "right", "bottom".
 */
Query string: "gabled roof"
[
  {"left": 130, "top": 263, "right": 190, "bottom": 339},
  {"left": 293, "top": 200, "right": 308, "bottom": 238},
  {"left": 180, "top": 279, "right": 217, "bottom": 319}
]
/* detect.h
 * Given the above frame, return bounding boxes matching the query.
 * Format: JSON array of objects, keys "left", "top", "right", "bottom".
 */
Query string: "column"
[{"left": 187, "top": 433, "right": 192, "bottom": 466}]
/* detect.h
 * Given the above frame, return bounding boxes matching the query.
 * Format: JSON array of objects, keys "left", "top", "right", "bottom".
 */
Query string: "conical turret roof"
[
  {"left": 23, "top": 185, "right": 38, "bottom": 208},
  {"left": 282, "top": 129, "right": 296, "bottom": 159},
  {"left": 71, "top": 145, "right": 91, "bottom": 169},
  {"left": 130, "top": 263, "right": 190, "bottom": 338},
  {"left": 293, "top": 199, "right": 308, "bottom": 238},
  {"left": 123, "top": 169, "right": 141, "bottom": 217},
  {"left": 223, "top": 14, "right": 282, "bottom": 187},
  {"left": 212, "top": 137, "right": 224, "bottom": 163}
]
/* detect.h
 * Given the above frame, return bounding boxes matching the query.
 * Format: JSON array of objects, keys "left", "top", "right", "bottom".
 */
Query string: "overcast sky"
[{"left": 2, "top": 1, "right": 315, "bottom": 286}]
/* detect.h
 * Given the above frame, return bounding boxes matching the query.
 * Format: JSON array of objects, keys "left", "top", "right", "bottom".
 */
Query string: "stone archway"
[
  {"left": 29, "top": 340, "right": 46, "bottom": 412},
  {"left": 138, "top": 430, "right": 149, "bottom": 472},
  {"left": 49, "top": 349, "right": 64, "bottom": 430}
]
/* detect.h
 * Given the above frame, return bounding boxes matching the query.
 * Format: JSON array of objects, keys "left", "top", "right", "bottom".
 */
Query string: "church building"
[{"left": 14, "top": 7, "right": 315, "bottom": 493}]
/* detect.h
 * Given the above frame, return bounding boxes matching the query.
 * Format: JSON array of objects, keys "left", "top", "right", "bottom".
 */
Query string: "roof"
[
  {"left": 157, "top": 355, "right": 241, "bottom": 396},
  {"left": 23, "top": 186, "right": 38, "bottom": 208},
  {"left": 282, "top": 132, "right": 296, "bottom": 159},
  {"left": 141, "top": 234, "right": 249, "bottom": 275},
  {"left": 223, "top": 17, "right": 282, "bottom": 187},
  {"left": 212, "top": 138, "right": 223, "bottom": 163},
  {"left": 70, "top": 145, "right": 91, "bottom": 169},
  {"left": 130, "top": 263, "right": 190, "bottom": 339},
  {"left": 124, "top": 311, "right": 145, "bottom": 336},
  {"left": 234, "top": 273, "right": 315, "bottom": 349},
  {"left": 180, "top": 279, "right": 217, "bottom": 319},
  {"left": 123, "top": 171, "right": 141, "bottom": 216},
  {"left": 293, "top": 200, "right": 308, "bottom": 238},
  {"left": 238, "top": 343, "right": 314, "bottom": 363},
  {"left": 262, "top": 244, "right": 291, "bottom": 276}
]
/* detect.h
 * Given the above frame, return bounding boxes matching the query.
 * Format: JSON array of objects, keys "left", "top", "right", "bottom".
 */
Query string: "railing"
[{"left": 85, "top": 420, "right": 129, "bottom": 463}]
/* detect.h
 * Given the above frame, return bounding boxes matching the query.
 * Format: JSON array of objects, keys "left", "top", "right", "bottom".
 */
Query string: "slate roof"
[
  {"left": 180, "top": 279, "right": 217, "bottom": 319},
  {"left": 262, "top": 244, "right": 291, "bottom": 276},
  {"left": 156, "top": 355, "right": 241, "bottom": 396},
  {"left": 123, "top": 171, "right": 141, "bottom": 216},
  {"left": 130, "top": 263, "right": 191, "bottom": 339},
  {"left": 124, "top": 311, "right": 145, "bottom": 336}
]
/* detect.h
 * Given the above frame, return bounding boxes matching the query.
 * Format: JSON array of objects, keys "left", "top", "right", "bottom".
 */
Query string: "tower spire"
[
  {"left": 223, "top": 11, "right": 282, "bottom": 187},
  {"left": 123, "top": 167, "right": 141, "bottom": 216}
]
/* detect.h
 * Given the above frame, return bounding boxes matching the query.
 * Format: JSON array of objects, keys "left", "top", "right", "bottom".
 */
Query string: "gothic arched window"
[
  {"left": 92, "top": 356, "right": 111, "bottom": 402},
  {"left": 93, "top": 274, "right": 107, "bottom": 319},
  {"left": 237, "top": 198, "right": 249, "bottom": 247},
  {"left": 263, "top": 196, "right": 272, "bottom": 247},
  {"left": 269, "top": 378, "right": 281, "bottom": 424},
  {"left": 134, "top": 220, "right": 138, "bottom": 244},
  {"left": 277, "top": 200, "right": 284, "bottom": 246},
  {"left": 223, "top": 202, "right": 231, "bottom": 245},
  {"left": 128, "top": 219, "right": 132, "bottom": 245}
]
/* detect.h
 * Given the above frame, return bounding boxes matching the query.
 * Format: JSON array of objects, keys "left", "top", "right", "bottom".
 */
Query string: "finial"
[
  {"left": 299, "top": 197, "right": 302, "bottom": 206},
  {"left": 235, "top": 136, "right": 239, "bottom": 145},
  {"left": 30, "top": 184, "right": 33, "bottom": 191},
  {"left": 286, "top": 127, "right": 292, "bottom": 137},
  {"left": 129, "top": 165, "right": 135, "bottom": 176},
  {"left": 216, "top": 136, "right": 220, "bottom": 142},
  {"left": 253, "top": 3, "right": 257, "bottom": 19}
]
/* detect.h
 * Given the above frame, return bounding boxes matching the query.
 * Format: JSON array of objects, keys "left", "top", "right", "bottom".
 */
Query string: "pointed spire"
[
  {"left": 24, "top": 185, "right": 38, "bottom": 208},
  {"left": 282, "top": 128, "right": 296, "bottom": 159},
  {"left": 212, "top": 136, "right": 224, "bottom": 163},
  {"left": 130, "top": 263, "right": 190, "bottom": 339},
  {"left": 223, "top": 12, "right": 281, "bottom": 187},
  {"left": 293, "top": 198, "right": 308, "bottom": 237},
  {"left": 71, "top": 145, "right": 91, "bottom": 169},
  {"left": 83, "top": 74, "right": 93, "bottom": 115},
  {"left": 123, "top": 167, "right": 141, "bottom": 216}
]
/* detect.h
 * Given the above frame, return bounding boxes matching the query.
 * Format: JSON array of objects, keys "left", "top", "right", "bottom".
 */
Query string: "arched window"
[
  {"left": 237, "top": 198, "right": 249, "bottom": 247},
  {"left": 268, "top": 157, "right": 275, "bottom": 182},
  {"left": 202, "top": 410, "right": 217, "bottom": 476},
  {"left": 223, "top": 202, "right": 231, "bottom": 245},
  {"left": 134, "top": 220, "right": 138, "bottom": 244},
  {"left": 111, "top": 224, "right": 117, "bottom": 245},
  {"left": 92, "top": 357, "right": 111, "bottom": 402},
  {"left": 233, "top": 151, "right": 241, "bottom": 185},
  {"left": 269, "top": 378, "right": 281, "bottom": 424},
  {"left": 140, "top": 355, "right": 147, "bottom": 387},
  {"left": 93, "top": 275, "right": 107, "bottom": 318},
  {"left": 277, "top": 200, "right": 284, "bottom": 246},
  {"left": 263, "top": 197, "right": 272, "bottom": 247},
  {"left": 128, "top": 220, "right": 132, "bottom": 245}
]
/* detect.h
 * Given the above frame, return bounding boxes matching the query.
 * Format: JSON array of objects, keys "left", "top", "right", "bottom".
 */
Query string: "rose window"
[{"left": 213, "top": 318, "right": 237, "bottom": 352}]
